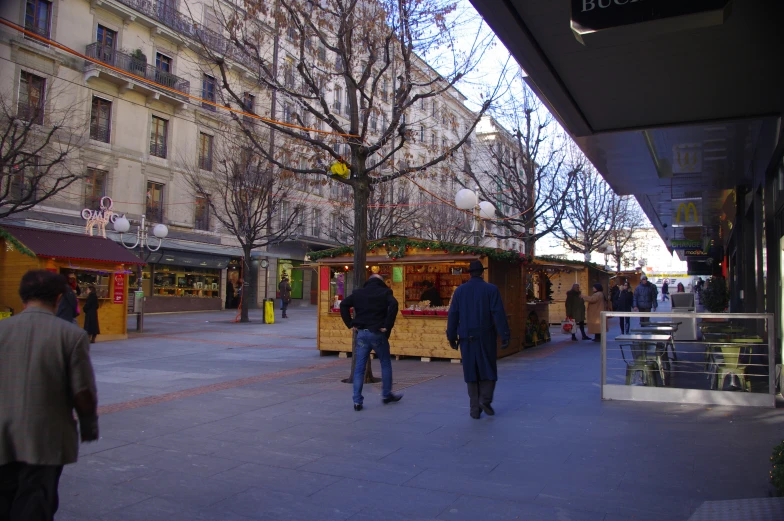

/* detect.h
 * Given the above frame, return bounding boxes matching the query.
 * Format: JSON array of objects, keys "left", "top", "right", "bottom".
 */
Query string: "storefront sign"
[
  {"left": 672, "top": 144, "right": 702, "bottom": 174},
  {"left": 670, "top": 239, "right": 702, "bottom": 250},
  {"left": 672, "top": 198, "right": 702, "bottom": 227},
  {"left": 82, "top": 196, "right": 120, "bottom": 239},
  {"left": 113, "top": 273, "right": 125, "bottom": 304},
  {"left": 392, "top": 266, "right": 403, "bottom": 283},
  {"left": 571, "top": 0, "right": 731, "bottom": 33},
  {"left": 685, "top": 249, "right": 708, "bottom": 257}
]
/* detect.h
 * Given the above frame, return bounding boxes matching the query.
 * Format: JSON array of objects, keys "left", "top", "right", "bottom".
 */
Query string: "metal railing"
[
  {"left": 111, "top": 0, "right": 255, "bottom": 70},
  {"left": 16, "top": 102, "right": 44, "bottom": 125},
  {"left": 90, "top": 123, "right": 110, "bottom": 143},
  {"left": 599, "top": 311, "right": 777, "bottom": 407},
  {"left": 149, "top": 141, "right": 167, "bottom": 158},
  {"left": 86, "top": 43, "right": 190, "bottom": 95},
  {"left": 198, "top": 154, "right": 213, "bottom": 172},
  {"left": 145, "top": 203, "right": 165, "bottom": 222}
]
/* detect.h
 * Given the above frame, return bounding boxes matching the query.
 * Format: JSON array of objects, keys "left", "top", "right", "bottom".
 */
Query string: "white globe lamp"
[
  {"left": 479, "top": 201, "right": 496, "bottom": 219},
  {"left": 153, "top": 223, "right": 169, "bottom": 239},
  {"left": 455, "top": 188, "right": 477, "bottom": 210},
  {"left": 113, "top": 216, "right": 131, "bottom": 233}
]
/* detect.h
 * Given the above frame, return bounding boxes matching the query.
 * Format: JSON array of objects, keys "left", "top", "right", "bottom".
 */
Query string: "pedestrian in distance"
[
  {"left": 278, "top": 274, "right": 292, "bottom": 318},
  {"left": 633, "top": 274, "right": 658, "bottom": 324},
  {"left": 609, "top": 282, "right": 620, "bottom": 310},
  {"left": 56, "top": 275, "right": 79, "bottom": 324},
  {"left": 0, "top": 270, "right": 99, "bottom": 521},
  {"left": 82, "top": 284, "right": 100, "bottom": 343},
  {"left": 419, "top": 279, "right": 442, "bottom": 307},
  {"left": 339, "top": 274, "right": 401, "bottom": 411},
  {"left": 613, "top": 281, "right": 634, "bottom": 334},
  {"left": 676, "top": 282, "right": 685, "bottom": 293},
  {"left": 565, "top": 283, "right": 590, "bottom": 341},
  {"left": 661, "top": 280, "right": 670, "bottom": 302},
  {"left": 446, "top": 260, "right": 510, "bottom": 419},
  {"left": 582, "top": 283, "right": 607, "bottom": 342}
]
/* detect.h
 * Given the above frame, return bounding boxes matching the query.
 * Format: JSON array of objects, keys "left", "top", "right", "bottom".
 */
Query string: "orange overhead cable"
[{"left": 0, "top": 18, "right": 358, "bottom": 139}]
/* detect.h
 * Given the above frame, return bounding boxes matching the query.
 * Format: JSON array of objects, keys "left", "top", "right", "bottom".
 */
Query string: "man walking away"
[
  {"left": 340, "top": 274, "right": 401, "bottom": 411},
  {"left": 447, "top": 260, "right": 511, "bottom": 419},
  {"left": 661, "top": 280, "right": 670, "bottom": 302},
  {"left": 613, "top": 281, "right": 634, "bottom": 334},
  {"left": 565, "top": 284, "right": 589, "bottom": 341},
  {"left": 0, "top": 270, "right": 99, "bottom": 521},
  {"left": 633, "top": 274, "right": 658, "bottom": 324},
  {"left": 55, "top": 279, "right": 79, "bottom": 324},
  {"left": 279, "top": 274, "right": 292, "bottom": 318}
]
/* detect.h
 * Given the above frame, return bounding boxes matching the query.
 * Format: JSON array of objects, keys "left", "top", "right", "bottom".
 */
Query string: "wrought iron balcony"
[
  {"left": 90, "top": 124, "right": 110, "bottom": 143},
  {"left": 110, "top": 0, "right": 256, "bottom": 70},
  {"left": 16, "top": 102, "right": 44, "bottom": 125},
  {"left": 86, "top": 43, "right": 190, "bottom": 95},
  {"left": 149, "top": 140, "right": 167, "bottom": 159}
]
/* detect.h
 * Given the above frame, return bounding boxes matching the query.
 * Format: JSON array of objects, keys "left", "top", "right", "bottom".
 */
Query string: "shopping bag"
[{"left": 561, "top": 317, "right": 575, "bottom": 334}]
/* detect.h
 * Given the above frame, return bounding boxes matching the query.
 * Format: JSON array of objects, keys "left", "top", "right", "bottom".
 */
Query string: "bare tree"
[
  {"left": 416, "top": 182, "right": 474, "bottom": 243},
  {"left": 553, "top": 166, "right": 620, "bottom": 262},
  {"left": 606, "top": 195, "right": 648, "bottom": 273},
  {"left": 329, "top": 178, "right": 420, "bottom": 242},
  {"left": 464, "top": 74, "right": 580, "bottom": 255},
  {"left": 197, "top": 0, "right": 500, "bottom": 286},
  {"left": 0, "top": 82, "right": 86, "bottom": 220},
  {"left": 185, "top": 133, "right": 302, "bottom": 322}
]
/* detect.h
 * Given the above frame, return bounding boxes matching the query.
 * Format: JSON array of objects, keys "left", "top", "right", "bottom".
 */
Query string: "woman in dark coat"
[
  {"left": 565, "top": 284, "right": 589, "bottom": 341},
  {"left": 82, "top": 284, "right": 100, "bottom": 343},
  {"left": 613, "top": 281, "right": 634, "bottom": 334}
]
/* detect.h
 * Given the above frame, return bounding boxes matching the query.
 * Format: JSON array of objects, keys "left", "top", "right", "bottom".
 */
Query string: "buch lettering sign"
[{"left": 571, "top": 0, "right": 731, "bottom": 33}]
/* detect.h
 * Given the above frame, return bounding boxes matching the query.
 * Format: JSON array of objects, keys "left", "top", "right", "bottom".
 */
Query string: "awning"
[
  {"left": 1, "top": 224, "right": 145, "bottom": 265},
  {"left": 315, "top": 254, "right": 481, "bottom": 265},
  {"left": 150, "top": 249, "right": 231, "bottom": 270}
]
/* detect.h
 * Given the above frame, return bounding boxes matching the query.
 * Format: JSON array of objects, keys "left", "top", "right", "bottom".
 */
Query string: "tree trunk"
[
  {"left": 342, "top": 172, "right": 379, "bottom": 384},
  {"left": 240, "top": 246, "right": 252, "bottom": 323}
]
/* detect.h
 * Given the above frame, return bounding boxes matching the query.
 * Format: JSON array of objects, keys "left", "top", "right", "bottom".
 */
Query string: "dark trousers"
[
  {"left": 466, "top": 380, "right": 496, "bottom": 415},
  {"left": 280, "top": 298, "right": 289, "bottom": 317},
  {"left": 577, "top": 321, "right": 588, "bottom": 338},
  {"left": 0, "top": 462, "right": 63, "bottom": 521},
  {"left": 639, "top": 307, "right": 652, "bottom": 324},
  {"left": 619, "top": 317, "right": 630, "bottom": 334}
]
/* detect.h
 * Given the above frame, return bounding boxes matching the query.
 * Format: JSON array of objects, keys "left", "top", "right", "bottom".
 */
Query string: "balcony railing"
[
  {"left": 90, "top": 124, "right": 110, "bottom": 143},
  {"left": 111, "top": 0, "right": 255, "bottom": 70},
  {"left": 198, "top": 154, "right": 213, "bottom": 172},
  {"left": 149, "top": 140, "right": 167, "bottom": 158},
  {"left": 146, "top": 203, "right": 165, "bottom": 222},
  {"left": 16, "top": 102, "right": 44, "bottom": 125},
  {"left": 86, "top": 43, "right": 190, "bottom": 95}
]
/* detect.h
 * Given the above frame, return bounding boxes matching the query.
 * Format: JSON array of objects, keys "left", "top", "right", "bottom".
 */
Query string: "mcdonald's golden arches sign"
[{"left": 671, "top": 198, "right": 702, "bottom": 228}]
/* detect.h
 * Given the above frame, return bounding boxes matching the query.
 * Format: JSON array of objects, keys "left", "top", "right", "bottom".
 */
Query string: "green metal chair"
[
  {"left": 621, "top": 342, "right": 663, "bottom": 386},
  {"left": 713, "top": 344, "right": 753, "bottom": 392}
]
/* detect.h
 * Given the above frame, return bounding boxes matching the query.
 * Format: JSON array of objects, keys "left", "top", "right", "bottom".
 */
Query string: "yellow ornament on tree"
[{"left": 330, "top": 161, "right": 350, "bottom": 179}]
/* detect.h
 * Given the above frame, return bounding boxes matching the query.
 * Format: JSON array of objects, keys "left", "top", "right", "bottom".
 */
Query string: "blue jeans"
[{"left": 353, "top": 330, "right": 393, "bottom": 405}]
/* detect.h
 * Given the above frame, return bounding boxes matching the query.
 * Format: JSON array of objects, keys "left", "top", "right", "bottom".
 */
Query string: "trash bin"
[
  {"left": 264, "top": 298, "right": 275, "bottom": 324},
  {"left": 671, "top": 293, "right": 696, "bottom": 340}
]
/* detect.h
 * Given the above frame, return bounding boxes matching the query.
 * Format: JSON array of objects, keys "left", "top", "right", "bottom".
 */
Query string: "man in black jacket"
[{"left": 340, "top": 274, "right": 402, "bottom": 411}]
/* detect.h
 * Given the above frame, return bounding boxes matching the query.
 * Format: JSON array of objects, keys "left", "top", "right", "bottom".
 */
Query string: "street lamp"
[
  {"left": 455, "top": 187, "right": 495, "bottom": 246},
  {"left": 114, "top": 214, "right": 168, "bottom": 333}
]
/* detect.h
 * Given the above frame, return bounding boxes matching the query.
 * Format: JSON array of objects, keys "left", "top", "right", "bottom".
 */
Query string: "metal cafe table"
[
  {"left": 630, "top": 325, "right": 679, "bottom": 361},
  {"left": 615, "top": 334, "right": 674, "bottom": 387}
]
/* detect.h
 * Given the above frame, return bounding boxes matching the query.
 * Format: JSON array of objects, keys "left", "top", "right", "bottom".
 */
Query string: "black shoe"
[
  {"left": 479, "top": 403, "right": 495, "bottom": 416},
  {"left": 382, "top": 393, "right": 403, "bottom": 404},
  {"left": 470, "top": 410, "right": 481, "bottom": 419},
  {"left": 592, "top": 338, "right": 601, "bottom": 343},
  {"left": 353, "top": 403, "right": 362, "bottom": 411},
  {"left": 582, "top": 336, "right": 590, "bottom": 340},
  {"left": 571, "top": 335, "right": 577, "bottom": 341}
]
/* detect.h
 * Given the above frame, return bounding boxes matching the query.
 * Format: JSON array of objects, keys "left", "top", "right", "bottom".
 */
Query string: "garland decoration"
[
  {"left": 534, "top": 254, "right": 608, "bottom": 271},
  {"left": 308, "top": 237, "right": 532, "bottom": 264},
  {"left": 0, "top": 227, "right": 36, "bottom": 258}
]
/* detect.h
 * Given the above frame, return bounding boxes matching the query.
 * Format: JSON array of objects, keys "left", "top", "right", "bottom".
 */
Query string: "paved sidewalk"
[{"left": 52, "top": 305, "right": 783, "bottom": 520}]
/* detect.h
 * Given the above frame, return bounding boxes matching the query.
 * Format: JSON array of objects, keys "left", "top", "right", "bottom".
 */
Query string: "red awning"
[{"left": 1, "top": 225, "right": 145, "bottom": 265}]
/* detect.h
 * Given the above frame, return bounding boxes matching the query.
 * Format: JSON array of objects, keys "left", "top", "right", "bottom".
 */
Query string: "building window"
[
  {"left": 312, "top": 209, "right": 322, "bottom": 237},
  {"left": 345, "top": 91, "right": 350, "bottom": 115},
  {"left": 283, "top": 103, "right": 292, "bottom": 124},
  {"left": 242, "top": 91, "right": 255, "bottom": 123},
  {"left": 199, "top": 132, "right": 213, "bottom": 171},
  {"left": 90, "top": 96, "right": 111, "bottom": 142},
  {"left": 8, "top": 155, "right": 39, "bottom": 202},
  {"left": 194, "top": 196, "right": 210, "bottom": 231},
  {"left": 280, "top": 200, "right": 290, "bottom": 230},
  {"left": 431, "top": 132, "right": 436, "bottom": 147},
  {"left": 96, "top": 25, "right": 116, "bottom": 63},
  {"left": 150, "top": 116, "right": 168, "bottom": 158},
  {"left": 318, "top": 44, "right": 326, "bottom": 62},
  {"left": 333, "top": 87, "right": 342, "bottom": 112},
  {"left": 84, "top": 167, "right": 107, "bottom": 209},
  {"left": 18, "top": 71, "right": 45, "bottom": 124},
  {"left": 202, "top": 74, "right": 216, "bottom": 111},
  {"left": 371, "top": 115, "right": 377, "bottom": 131},
  {"left": 25, "top": 0, "right": 51, "bottom": 38},
  {"left": 146, "top": 181, "right": 165, "bottom": 221},
  {"left": 419, "top": 125, "right": 424, "bottom": 143}
]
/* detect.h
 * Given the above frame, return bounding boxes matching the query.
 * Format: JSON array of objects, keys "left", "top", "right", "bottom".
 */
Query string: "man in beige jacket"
[{"left": 0, "top": 270, "right": 99, "bottom": 521}]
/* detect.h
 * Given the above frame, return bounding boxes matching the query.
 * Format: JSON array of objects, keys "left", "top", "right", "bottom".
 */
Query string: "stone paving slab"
[{"left": 46, "top": 307, "right": 784, "bottom": 520}]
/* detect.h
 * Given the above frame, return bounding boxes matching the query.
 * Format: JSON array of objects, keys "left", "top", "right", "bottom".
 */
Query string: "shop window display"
[{"left": 129, "top": 265, "right": 221, "bottom": 298}]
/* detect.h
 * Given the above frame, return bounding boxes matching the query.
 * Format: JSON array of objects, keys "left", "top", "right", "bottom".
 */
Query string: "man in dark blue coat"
[{"left": 446, "top": 260, "right": 511, "bottom": 419}]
